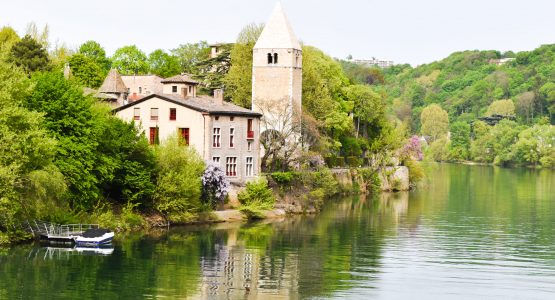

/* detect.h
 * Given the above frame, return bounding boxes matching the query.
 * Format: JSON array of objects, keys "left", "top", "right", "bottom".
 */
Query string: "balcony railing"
[{"left": 247, "top": 131, "right": 255, "bottom": 139}]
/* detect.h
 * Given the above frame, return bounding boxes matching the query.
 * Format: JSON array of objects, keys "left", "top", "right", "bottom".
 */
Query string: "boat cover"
[{"left": 81, "top": 228, "right": 112, "bottom": 238}]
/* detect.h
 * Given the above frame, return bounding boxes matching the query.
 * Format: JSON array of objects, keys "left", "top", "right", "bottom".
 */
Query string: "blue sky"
[{"left": 1, "top": 0, "right": 554, "bottom": 66}]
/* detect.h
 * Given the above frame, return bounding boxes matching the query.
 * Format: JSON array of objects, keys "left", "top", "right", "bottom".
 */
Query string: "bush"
[
  {"left": 201, "top": 163, "right": 230, "bottom": 210},
  {"left": 346, "top": 156, "right": 363, "bottom": 167},
  {"left": 153, "top": 137, "right": 205, "bottom": 221},
  {"left": 302, "top": 168, "right": 339, "bottom": 196},
  {"left": 359, "top": 168, "right": 381, "bottom": 193},
  {"left": 270, "top": 171, "right": 300, "bottom": 185},
  {"left": 238, "top": 178, "right": 275, "bottom": 219},
  {"left": 404, "top": 159, "right": 424, "bottom": 187}
]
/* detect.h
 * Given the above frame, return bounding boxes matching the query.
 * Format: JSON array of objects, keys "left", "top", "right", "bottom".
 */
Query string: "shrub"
[
  {"left": 303, "top": 168, "right": 339, "bottom": 196},
  {"left": 201, "top": 163, "right": 230, "bottom": 210},
  {"left": 270, "top": 171, "right": 300, "bottom": 185},
  {"left": 153, "top": 137, "right": 205, "bottom": 221},
  {"left": 238, "top": 178, "right": 275, "bottom": 219},
  {"left": 346, "top": 156, "right": 363, "bottom": 167},
  {"left": 404, "top": 159, "right": 424, "bottom": 187},
  {"left": 359, "top": 168, "right": 381, "bottom": 193}
]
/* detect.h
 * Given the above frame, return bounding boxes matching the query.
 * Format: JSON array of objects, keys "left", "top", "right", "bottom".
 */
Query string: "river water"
[{"left": 1, "top": 164, "right": 554, "bottom": 299}]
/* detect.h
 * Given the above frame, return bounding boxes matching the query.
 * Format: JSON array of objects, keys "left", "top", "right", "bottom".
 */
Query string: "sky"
[{"left": 1, "top": 0, "right": 554, "bottom": 66}]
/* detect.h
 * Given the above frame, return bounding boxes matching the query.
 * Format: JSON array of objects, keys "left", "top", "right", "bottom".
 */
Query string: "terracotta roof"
[
  {"left": 99, "top": 69, "right": 128, "bottom": 94},
  {"left": 161, "top": 74, "right": 199, "bottom": 85},
  {"left": 113, "top": 93, "right": 262, "bottom": 117}
]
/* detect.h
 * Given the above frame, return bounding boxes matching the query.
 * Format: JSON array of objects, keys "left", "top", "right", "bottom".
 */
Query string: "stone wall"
[{"left": 331, "top": 166, "right": 410, "bottom": 192}]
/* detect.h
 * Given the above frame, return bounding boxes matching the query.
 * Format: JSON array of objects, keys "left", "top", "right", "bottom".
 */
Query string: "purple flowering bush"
[
  {"left": 400, "top": 135, "right": 423, "bottom": 161},
  {"left": 201, "top": 162, "right": 230, "bottom": 210}
]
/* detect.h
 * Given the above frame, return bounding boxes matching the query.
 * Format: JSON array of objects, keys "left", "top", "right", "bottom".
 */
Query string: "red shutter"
[
  {"left": 180, "top": 128, "right": 190, "bottom": 145},
  {"left": 169, "top": 108, "right": 176, "bottom": 120},
  {"left": 149, "top": 127, "right": 157, "bottom": 145}
]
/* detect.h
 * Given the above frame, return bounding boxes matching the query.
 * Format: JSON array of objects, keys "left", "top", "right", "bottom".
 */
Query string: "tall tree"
[
  {"left": 223, "top": 23, "right": 264, "bottom": 107},
  {"left": 171, "top": 41, "right": 210, "bottom": 74},
  {"left": 0, "top": 62, "right": 65, "bottom": 237},
  {"left": 147, "top": 49, "right": 181, "bottom": 77},
  {"left": 8, "top": 35, "right": 51, "bottom": 73},
  {"left": 68, "top": 53, "right": 104, "bottom": 88},
  {"left": 111, "top": 45, "right": 148, "bottom": 75},
  {"left": 78, "top": 40, "right": 111, "bottom": 72},
  {"left": 420, "top": 104, "right": 449, "bottom": 140},
  {"left": 24, "top": 22, "right": 49, "bottom": 49},
  {"left": 0, "top": 26, "right": 20, "bottom": 59},
  {"left": 485, "top": 99, "right": 515, "bottom": 116}
]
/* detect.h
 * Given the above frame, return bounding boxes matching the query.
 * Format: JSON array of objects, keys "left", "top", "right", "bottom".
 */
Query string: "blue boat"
[{"left": 74, "top": 228, "right": 114, "bottom": 247}]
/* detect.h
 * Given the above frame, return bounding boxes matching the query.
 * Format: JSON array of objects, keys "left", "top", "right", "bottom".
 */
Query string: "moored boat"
[{"left": 74, "top": 228, "right": 114, "bottom": 246}]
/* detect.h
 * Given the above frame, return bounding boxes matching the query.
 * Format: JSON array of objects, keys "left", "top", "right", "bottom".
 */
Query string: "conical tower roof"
[
  {"left": 99, "top": 69, "right": 127, "bottom": 93},
  {"left": 254, "top": 1, "right": 301, "bottom": 50}
]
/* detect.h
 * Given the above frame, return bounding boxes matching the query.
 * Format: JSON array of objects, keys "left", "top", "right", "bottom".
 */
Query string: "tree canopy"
[{"left": 111, "top": 45, "right": 149, "bottom": 75}]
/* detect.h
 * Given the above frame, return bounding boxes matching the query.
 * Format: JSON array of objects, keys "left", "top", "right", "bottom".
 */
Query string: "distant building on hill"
[
  {"left": 489, "top": 58, "right": 515, "bottom": 66},
  {"left": 353, "top": 57, "right": 394, "bottom": 68}
]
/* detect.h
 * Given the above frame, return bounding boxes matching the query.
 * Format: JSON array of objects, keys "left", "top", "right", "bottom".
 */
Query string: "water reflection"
[
  {"left": 1, "top": 164, "right": 554, "bottom": 299},
  {"left": 29, "top": 245, "right": 115, "bottom": 260}
]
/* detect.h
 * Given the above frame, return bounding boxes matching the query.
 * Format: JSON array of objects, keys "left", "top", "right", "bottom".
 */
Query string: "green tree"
[
  {"left": 0, "top": 26, "right": 20, "bottom": 59},
  {"left": 539, "top": 82, "right": 555, "bottom": 122},
  {"left": 68, "top": 53, "right": 104, "bottom": 88},
  {"left": 171, "top": 41, "right": 210, "bottom": 74},
  {"left": 449, "top": 121, "right": 471, "bottom": 160},
  {"left": 154, "top": 137, "right": 205, "bottom": 222},
  {"left": 223, "top": 23, "right": 264, "bottom": 107},
  {"left": 147, "top": 49, "right": 181, "bottom": 77},
  {"left": 8, "top": 35, "right": 51, "bottom": 73},
  {"left": 0, "top": 62, "right": 65, "bottom": 241},
  {"left": 486, "top": 99, "right": 515, "bottom": 116},
  {"left": 111, "top": 45, "right": 148, "bottom": 75},
  {"left": 420, "top": 104, "right": 449, "bottom": 140},
  {"left": 78, "top": 40, "right": 111, "bottom": 72},
  {"left": 24, "top": 22, "right": 49, "bottom": 49}
]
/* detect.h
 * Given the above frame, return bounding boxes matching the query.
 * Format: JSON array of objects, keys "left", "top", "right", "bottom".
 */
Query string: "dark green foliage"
[
  {"left": 8, "top": 35, "right": 50, "bottom": 73},
  {"left": 171, "top": 41, "right": 210, "bottom": 74},
  {"left": 147, "top": 49, "right": 181, "bottom": 78},
  {"left": 195, "top": 43, "right": 231, "bottom": 93},
  {"left": 68, "top": 53, "right": 104, "bottom": 88},
  {"left": 449, "top": 121, "right": 471, "bottom": 160}
]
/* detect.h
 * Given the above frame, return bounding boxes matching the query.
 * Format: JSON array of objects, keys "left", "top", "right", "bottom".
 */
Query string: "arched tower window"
[
  {"left": 274, "top": 53, "right": 278, "bottom": 64},
  {"left": 267, "top": 53, "right": 273, "bottom": 64}
]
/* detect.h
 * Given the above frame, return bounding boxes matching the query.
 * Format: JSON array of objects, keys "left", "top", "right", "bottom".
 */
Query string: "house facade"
[
  {"left": 113, "top": 92, "right": 262, "bottom": 184},
  {"left": 121, "top": 75, "right": 164, "bottom": 101}
]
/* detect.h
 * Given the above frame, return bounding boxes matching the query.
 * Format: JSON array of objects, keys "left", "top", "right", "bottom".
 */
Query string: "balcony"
[{"left": 247, "top": 131, "right": 255, "bottom": 139}]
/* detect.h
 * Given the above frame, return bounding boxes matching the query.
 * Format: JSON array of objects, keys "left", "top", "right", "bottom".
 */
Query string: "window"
[
  {"left": 274, "top": 53, "right": 278, "bottom": 64},
  {"left": 139, "top": 87, "right": 142, "bottom": 94},
  {"left": 179, "top": 128, "right": 190, "bottom": 145},
  {"left": 212, "top": 156, "right": 220, "bottom": 166},
  {"left": 267, "top": 53, "right": 273, "bottom": 64},
  {"left": 188, "top": 86, "right": 192, "bottom": 94},
  {"left": 149, "top": 127, "right": 158, "bottom": 145},
  {"left": 247, "top": 119, "right": 254, "bottom": 138},
  {"left": 150, "top": 108, "right": 159, "bottom": 120},
  {"left": 215, "top": 116, "right": 219, "bottom": 121},
  {"left": 133, "top": 107, "right": 140, "bottom": 120},
  {"left": 127, "top": 88, "right": 130, "bottom": 93},
  {"left": 172, "top": 86, "right": 177, "bottom": 93},
  {"left": 230, "top": 116, "right": 234, "bottom": 121},
  {"left": 212, "top": 127, "right": 221, "bottom": 147},
  {"left": 169, "top": 108, "right": 176, "bottom": 120},
  {"left": 246, "top": 157, "right": 253, "bottom": 177},
  {"left": 226, "top": 157, "right": 237, "bottom": 177},
  {"left": 229, "top": 128, "right": 235, "bottom": 148},
  {"left": 247, "top": 141, "right": 253, "bottom": 151}
]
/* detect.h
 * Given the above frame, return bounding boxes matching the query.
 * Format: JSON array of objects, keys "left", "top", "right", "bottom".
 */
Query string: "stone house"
[
  {"left": 121, "top": 75, "right": 164, "bottom": 102},
  {"left": 97, "top": 69, "right": 128, "bottom": 108},
  {"left": 160, "top": 74, "right": 199, "bottom": 98},
  {"left": 113, "top": 90, "right": 262, "bottom": 184}
]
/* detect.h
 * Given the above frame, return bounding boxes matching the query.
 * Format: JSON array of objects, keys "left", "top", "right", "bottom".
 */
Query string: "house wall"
[
  {"left": 162, "top": 83, "right": 197, "bottom": 98},
  {"left": 115, "top": 96, "right": 261, "bottom": 184},
  {"left": 115, "top": 97, "right": 206, "bottom": 155},
  {"left": 121, "top": 75, "right": 163, "bottom": 100},
  {"left": 206, "top": 115, "right": 261, "bottom": 184}
]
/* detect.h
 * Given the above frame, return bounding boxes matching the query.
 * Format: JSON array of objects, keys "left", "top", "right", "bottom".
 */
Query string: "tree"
[
  {"left": 449, "top": 121, "right": 471, "bottom": 160},
  {"left": 539, "top": 82, "right": 555, "bottom": 122},
  {"left": 111, "top": 45, "right": 148, "bottom": 75},
  {"left": 343, "top": 84, "right": 385, "bottom": 138},
  {"left": 195, "top": 43, "right": 232, "bottom": 92},
  {"left": 420, "top": 104, "right": 449, "bottom": 141},
  {"left": 24, "top": 22, "right": 49, "bottom": 49},
  {"left": 8, "top": 35, "right": 51, "bottom": 73},
  {"left": 153, "top": 137, "right": 205, "bottom": 222},
  {"left": 0, "top": 62, "right": 65, "bottom": 240},
  {"left": 78, "top": 40, "right": 111, "bottom": 72},
  {"left": 147, "top": 49, "right": 181, "bottom": 77},
  {"left": 171, "top": 41, "right": 210, "bottom": 74},
  {"left": 68, "top": 53, "right": 104, "bottom": 88},
  {"left": 485, "top": 99, "right": 515, "bottom": 116},
  {"left": 515, "top": 91, "right": 536, "bottom": 124},
  {"left": 223, "top": 23, "right": 264, "bottom": 107},
  {"left": 0, "top": 26, "right": 20, "bottom": 59}
]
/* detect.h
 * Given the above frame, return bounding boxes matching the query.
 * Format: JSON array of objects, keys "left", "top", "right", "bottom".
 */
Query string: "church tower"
[{"left": 252, "top": 1, "right": 302, "bottom": 134}]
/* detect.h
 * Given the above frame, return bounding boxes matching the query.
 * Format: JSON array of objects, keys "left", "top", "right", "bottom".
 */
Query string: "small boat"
[{"left": 74, "top": 228, "right": 114, "bottom": 247}]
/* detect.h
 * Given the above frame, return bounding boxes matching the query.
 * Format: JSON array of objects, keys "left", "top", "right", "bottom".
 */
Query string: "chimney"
[{"left": 213, "top": 89, "right": 224, "bottom": 105}]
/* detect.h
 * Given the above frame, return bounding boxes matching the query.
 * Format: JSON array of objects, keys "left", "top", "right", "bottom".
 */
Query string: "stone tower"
[{"left": 252, "top": 1, "right": 302, "bottom": 134}]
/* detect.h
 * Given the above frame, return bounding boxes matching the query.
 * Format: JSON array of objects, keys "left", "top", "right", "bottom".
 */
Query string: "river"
[{"left": 1, "top": 164, "right": 554, "bottom": 299}]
